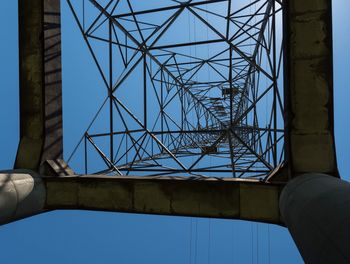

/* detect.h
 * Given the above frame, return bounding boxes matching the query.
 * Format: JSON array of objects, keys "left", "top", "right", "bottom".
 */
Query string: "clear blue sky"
[{"left": 1, "top": 1, "right": 350, "bottom": 263}]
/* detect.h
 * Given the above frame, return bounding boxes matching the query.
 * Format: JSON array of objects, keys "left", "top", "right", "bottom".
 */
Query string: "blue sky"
[{"left": 1, "top": 1, "right": 350, "bottom": 263}]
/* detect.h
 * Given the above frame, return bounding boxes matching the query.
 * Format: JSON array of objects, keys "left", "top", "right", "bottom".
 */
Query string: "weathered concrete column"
[
  {"left": 280, "top": 174, "right": 350, "bottom": 264},
  {"left": 0, "top": 170, "right": 46, "bottom": 225},
  {"left": 279, "top": 1, "right": 348, "bottom": 262},
  {"left": 284, "top": 0, "right": 338, "bottom": 176},
  {"left": 16, "top": 0, "right": 63, "bottom": 171}
]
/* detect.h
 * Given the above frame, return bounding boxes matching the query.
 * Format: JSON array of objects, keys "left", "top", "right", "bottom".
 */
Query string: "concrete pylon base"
[
  {"left": 280, "top": 173, "right": 350, "bottom": 263},
  {"left": 0, "top": 170, "right": 46, "bottom": 225}
]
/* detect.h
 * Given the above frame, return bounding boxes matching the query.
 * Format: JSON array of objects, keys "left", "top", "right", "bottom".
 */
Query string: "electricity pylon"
[
  {"left": 65, "top": 0, "right": 284, "bottom": 179},
  {"left": 1, "top": 1, "right": 348, "bottom": 263}
]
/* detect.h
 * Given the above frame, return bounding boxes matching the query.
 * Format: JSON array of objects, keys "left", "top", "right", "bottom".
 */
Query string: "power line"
[
  {"left": 189, "top": 218, "right": 193, "bottom": 264},
  {"left": 194, "top": 219, "right": 198, "bottom": 264},
  {"left": 208, "top": 219, "right": 211, "bottom": 264},
  {"left": 268, "top": 224, "right": 271, "bottom": 264}
]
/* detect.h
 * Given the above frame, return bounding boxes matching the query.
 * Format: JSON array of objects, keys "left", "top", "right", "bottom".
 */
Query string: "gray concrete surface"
[
  {"left": 0, "top": 170, "right": 284, "bottom": 225},
  {"left": 0, "top": 170, "right": 46, "bottom": 225},
  {"left": 280, "top": 173, "right": 350, "bottom": 263}
]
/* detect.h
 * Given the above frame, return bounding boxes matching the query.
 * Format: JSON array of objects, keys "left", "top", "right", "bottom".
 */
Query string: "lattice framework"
[{"left": 67, "top": 0, "right": 285, "bottom": 178}]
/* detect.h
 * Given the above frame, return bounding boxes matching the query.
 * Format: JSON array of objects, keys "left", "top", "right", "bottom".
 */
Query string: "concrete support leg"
[
  {"left": 0, "top": 170, "right": 46, "bottom": 225},
  {"left": 16, "top": 0, "right": 63, "bottom": 171},
  {"left": 280, "top": 174, "right": 350, "bottom": 263}
]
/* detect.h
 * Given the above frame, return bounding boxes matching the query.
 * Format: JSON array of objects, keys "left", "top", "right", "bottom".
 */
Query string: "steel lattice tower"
[
  {"left": 3, "top": 1, "right": 349, "bottom": 262},
  {"left": 66, "top": 0, "right": 284, "bottom": 178}
]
